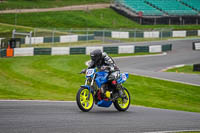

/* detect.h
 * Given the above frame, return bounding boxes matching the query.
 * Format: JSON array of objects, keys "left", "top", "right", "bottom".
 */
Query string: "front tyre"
[
  {"left": 76, "top": 88, "right": 94, "bottom": 112},
  {"left": 114, "top": 88, "right": 131, "bottom": 112}
]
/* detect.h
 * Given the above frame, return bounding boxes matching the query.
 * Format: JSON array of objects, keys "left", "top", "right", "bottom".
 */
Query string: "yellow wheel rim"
[
  {"left": 80, "top": 89, "right": 93, "bottom": 110},
  {"left": 117, "top": 90, "right": 130, "bottom": 109}
]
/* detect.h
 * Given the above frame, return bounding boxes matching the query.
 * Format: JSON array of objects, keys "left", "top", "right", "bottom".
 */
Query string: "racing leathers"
[{"left": 88, "top": 52, "right": 120, "bottom": 81}]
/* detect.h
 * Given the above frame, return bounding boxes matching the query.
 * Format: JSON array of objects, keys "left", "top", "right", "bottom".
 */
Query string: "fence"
[
  {"left": 0, "top": 28, "right": 200, "bottom": 47},
  {"left": 193, "top": 42, "right": 200, "bottom": 50},
  {"left": 5, "top": 44, "right": 172, "bottom": 57}
]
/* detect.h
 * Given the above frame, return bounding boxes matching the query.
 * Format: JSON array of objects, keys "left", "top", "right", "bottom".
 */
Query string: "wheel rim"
[
  {"left": 117, "top": 90, "right": 130, "bottom": 109},
  {"left": 80, "top": 89, "right": 93, "bottom": 110}
]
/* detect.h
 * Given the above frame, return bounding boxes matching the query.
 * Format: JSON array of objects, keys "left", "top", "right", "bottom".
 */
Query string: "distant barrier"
[
  {"left": 0, "top": 49, "right": 7, "bottom": 57},
  {"left": 14, "top": 48, "right": 34, "bottom": 56},
  {"left": 144, "top": 31, "right": 160, "bottom": 38},
  {"left": 94, "top": 30, "right": 199, "bottom": 39},
  {"left": 193, "top": 64, "right": 200, "bottom": 72},
  {"left": 22, "top": 34, "right": 95, "bottom": 45},
  {"left": 0, "top": 38, "right": 4, "bottom": 45},
  {"left": 193, "top": 42, "right": 200, "bottom": 50},
  {"left": 172, "top": 31, "right": 186, "bottom": 37},
  {"left": 1, "top": 29, "right": 199, "bottom": 46},
  {"left": 52, "top": 47, "right": 70, "bottom": 55},
  {"left": 1, "top": 44, "right": 172, "bottom": 57}
]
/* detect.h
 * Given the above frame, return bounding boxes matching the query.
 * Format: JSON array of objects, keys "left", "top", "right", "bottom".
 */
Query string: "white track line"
[
  {"left": 145, "top": 129, "right": 200, "bottom": 133},
  {"left": 114, "top": 52, "right": 167, "bottom": 59},
  {"left": 116, "top": 54, "right": 200, "bottom": 86},
  {"left": 168, "top": 38, "right": 200, "bottom": 41},
  {"left": 160, "top": 64, "right": 186, "bottom": 72},
  {"left": 132, "top": 73, "right": 200, "bottom": 87}
]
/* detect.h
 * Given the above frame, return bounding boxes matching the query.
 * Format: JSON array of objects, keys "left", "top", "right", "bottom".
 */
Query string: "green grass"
[
  {"left": 0, "top": 9, "right": 139, "bottom": 29},
  {"left": 0, "top": 55, "right": 200, "bottom": 112},
  {"left": 0, "top": 23, "right": 33, "bottom": 38},
  {"left": 0, "top": 23, "right": 69, "bottom": 38},
  {"left": 0, "top": 8, "right": 200, "bottom": 30},
  {"left": 0, "top": 0, "right": 110, "bottom": 10},
  {"left": 166, "top": 65, "right": 200, "bottom": 74},
  {"left": 21, "top": 40, "right": 103, "bottom": 48}
]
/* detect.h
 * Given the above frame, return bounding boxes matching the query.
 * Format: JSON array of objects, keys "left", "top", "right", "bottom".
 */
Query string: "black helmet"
[{"left": 90, "top": 49, "right": 102, "bottom": 63}]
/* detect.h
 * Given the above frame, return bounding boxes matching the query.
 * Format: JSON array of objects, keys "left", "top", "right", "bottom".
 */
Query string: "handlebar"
[
  {"left": 80, "top": 69, "right": 86, "bottom": 74},
  {"left": 100, "top": 66, "right": 110, "bottom": 70}
]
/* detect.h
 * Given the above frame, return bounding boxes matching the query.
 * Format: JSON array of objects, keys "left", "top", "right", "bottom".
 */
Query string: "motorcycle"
[{"left": 76, "top": 67, "right": 131, "bottom": 112}]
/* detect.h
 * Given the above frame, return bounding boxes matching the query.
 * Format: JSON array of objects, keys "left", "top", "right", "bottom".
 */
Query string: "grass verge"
[
  {"left": 0, "top": 23, "right": 70, "bottom": 38},
  {"left": 0, "top": 55, "right": 200, "bottom": 112},
  {"left": 166, "top": 65, "right": 200, "bottom": 75},
  {"left": 0, "top": 23, "right": 33, "bottom": 38},
  {"left": 21, "top": 40, "right": 103, "bottom": 48},
  {"left": 1, "top": 8, "right": 200, "bottom": 30}
]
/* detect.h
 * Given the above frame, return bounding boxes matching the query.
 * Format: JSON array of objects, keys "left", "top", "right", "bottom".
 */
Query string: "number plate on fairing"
[
  {"left": 86, "top": 69, "right": 95, "bottom": 76},
  {"left": 122, "top": 73, "right": 127, "bottom": 81}
]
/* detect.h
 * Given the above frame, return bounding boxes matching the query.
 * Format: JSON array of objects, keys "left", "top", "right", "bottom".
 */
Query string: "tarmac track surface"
[
  {"left": 115, "top": 39, "right": 200, "bottom": 86},
  {"left": 0, "top": 101, "right": 200, "bottom": 133}
]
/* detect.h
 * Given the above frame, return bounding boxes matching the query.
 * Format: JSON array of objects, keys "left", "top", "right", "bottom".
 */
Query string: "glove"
[
  {"left": 80, "top": 69, "right": 86, "bottom": 74},
  {"left": 100, "top": 66, "right": 110, "bottom": 72}
]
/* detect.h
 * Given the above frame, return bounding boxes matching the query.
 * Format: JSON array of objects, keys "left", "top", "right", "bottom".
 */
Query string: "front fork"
[
  {"left": 119, "top": 86, "right": 128, "bottom": 103},
  {"left": 86, "top": 74, "right": 96, "bottom": 100},
  {"left": 115, "top": 84, "right": 127, "bottom": 100}
]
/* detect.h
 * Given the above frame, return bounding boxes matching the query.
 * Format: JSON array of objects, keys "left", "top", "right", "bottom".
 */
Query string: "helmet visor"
[{"left": 91, "top": 55, "right": 100, "bottom": 63}]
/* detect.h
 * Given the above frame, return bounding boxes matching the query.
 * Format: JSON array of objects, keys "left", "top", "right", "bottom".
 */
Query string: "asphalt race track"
[
  {"left": 0, "top": 101, "right": 200, "bottom": 133},
  {"left": 115, "top": 39, "right": 200, "bottom": 86},
  {"left": 0, "top": 39, "right": 200, "bottom": 133}
]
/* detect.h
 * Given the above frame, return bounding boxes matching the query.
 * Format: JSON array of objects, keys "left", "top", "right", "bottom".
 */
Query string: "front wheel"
[
  {"left": 114, "top": 88, "right": 131, "bottom": 112},
  {"left": 76, "top": 88, "right": 94, "bottom": 112}
]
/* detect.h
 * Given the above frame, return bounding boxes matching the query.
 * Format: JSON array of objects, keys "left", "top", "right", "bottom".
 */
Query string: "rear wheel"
[
  {"left": 76, "top": 88, "right": 94, "bottom": 112},
  {"left": 114, "top": 88, "right": 131, "bottom": 111}
]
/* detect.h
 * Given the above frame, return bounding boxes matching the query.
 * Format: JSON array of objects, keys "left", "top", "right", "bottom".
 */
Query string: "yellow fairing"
[
  {"left": 105, "top": 91, "right": 111, "bottom": 98},
  {"left": 117, "top": 89, "right": 130, "bottom": 109},
  {"left": 80, "top": 89, "right": 93, "bottom": 110}
]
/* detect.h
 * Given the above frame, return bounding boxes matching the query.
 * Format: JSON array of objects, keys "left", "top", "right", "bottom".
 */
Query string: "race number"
[
  {"left": 86, "top": 69, "right": 94, "bottom": 76},
  {"left": 122, "top": 73, "right": 127, "bottom": 81}
]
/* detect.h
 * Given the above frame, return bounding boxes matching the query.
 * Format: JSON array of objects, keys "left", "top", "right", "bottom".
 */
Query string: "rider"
[{"left": 81, "top": 49, "right": 123, "bottom": 96}]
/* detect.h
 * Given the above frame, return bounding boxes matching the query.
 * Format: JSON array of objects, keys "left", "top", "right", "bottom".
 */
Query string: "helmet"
[{"left": 90, "top": 49, "right": 102, "bottom": 63}]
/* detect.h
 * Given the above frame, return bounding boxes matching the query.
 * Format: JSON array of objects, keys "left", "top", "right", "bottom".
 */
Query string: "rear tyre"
[
  {"left": 76, "top": 88, "right": 94, "bottom": 112},
  {"left": 113, "top": 88, "right": 131, "bottom": 112}
]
